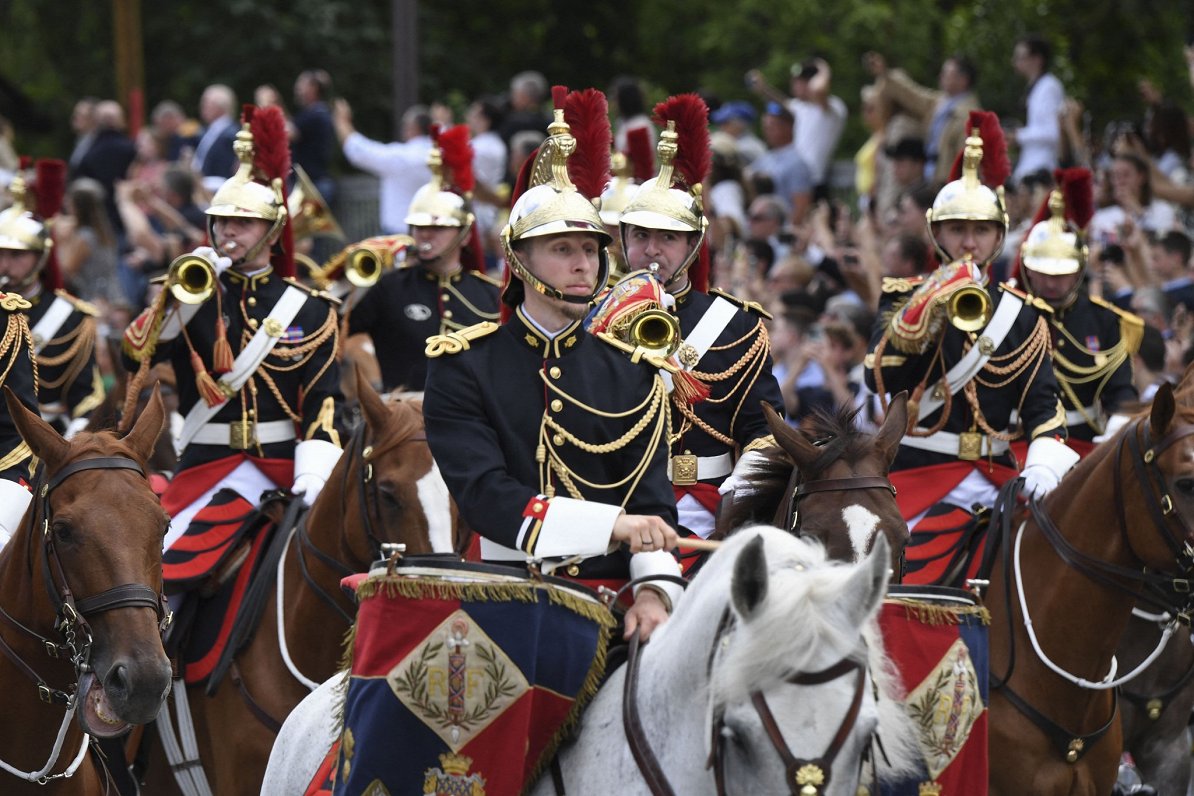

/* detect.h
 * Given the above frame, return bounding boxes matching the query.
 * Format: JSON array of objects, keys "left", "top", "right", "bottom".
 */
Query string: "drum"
[
  {"left": 878, "top": 585, "right": 990, "bottom": 796},
  {"left": 329, "top": 557, "right": 615, "bottom": 796}
]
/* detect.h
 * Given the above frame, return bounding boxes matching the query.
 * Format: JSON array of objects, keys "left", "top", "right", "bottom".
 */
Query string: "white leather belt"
[
  {"left": 900, "top": 430, "right": 1009, "bottom": 458},
  {"left": 189, "top": 419, "right": 295, "bottom": 448},
  {"left": 1065, "top": 405, "right": 1100, "bottom": 426},
  {"left": 667, "top": 452, "right": 733, "bottom": 482}
]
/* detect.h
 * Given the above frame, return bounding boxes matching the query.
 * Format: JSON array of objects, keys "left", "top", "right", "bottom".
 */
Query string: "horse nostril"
[{"left": 105, "top": 663, "right": 130, "bottom": 698}]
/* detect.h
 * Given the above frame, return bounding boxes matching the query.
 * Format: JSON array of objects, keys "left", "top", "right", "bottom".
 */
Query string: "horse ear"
[
  {"left": 123, "top": 383, "right": 165, "bottom": 462},
  {"left": 1150, "top": 382, "right": 1175, "bottom": 441},
  {"left": 355, "top": 368, "right": 390, "bottom": 432},
  {"left": 763, "top": 403, "right": 821, "bottom": 472},
  {"left": 843, "top": 534, "right": 890, "bottom": 628},
  {"left": 731, "top": 532, "right": 769, "bottom": 620},
  {"left": 3, "top": 385, "right": 69, "bottom": 470},
  {"left": 875, "top": 392, "right": 908, "bottom": 468}
]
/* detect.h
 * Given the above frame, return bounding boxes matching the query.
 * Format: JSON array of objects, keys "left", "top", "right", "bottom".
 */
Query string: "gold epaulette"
[
  {"left": 1090, "top": 296, "right": 1144, "bottom": 355},
  {"left": 594, "top": 332, "right": 679, "bottom": 373},
  {"left": 0, "top": 292, "right": 31, "bottom": 312},
  {"left": 710, "top": 288, "right": 773, "bottom": 319},
  {"left": 425, "top": 321, "right": 499, "bottom": 357},
  {"left": 881, "top": 276, "right": 924, "bottom": 293},
  {"left": 54, "top": 289, "right": 100, "bottom": 318},
  {"left": 468, "top": 270, "right": 502, "bottom": 288},
  {"left": 999, "top": 282, "right": 1053, "bottom": 314},
  {"left": 282, "top": 277, "right": 343, "bottom": 306}
]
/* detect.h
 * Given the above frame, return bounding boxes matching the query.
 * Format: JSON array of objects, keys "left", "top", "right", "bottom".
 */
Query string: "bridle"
[
  {"left": 621, "top": 584, "right": 871, "bottom": 796},
  {"left": 704, "top": 608, "right": 869, "bottom": 796},
  {"left": 0, "top": 455, "right": 170, "bottom": 783}
]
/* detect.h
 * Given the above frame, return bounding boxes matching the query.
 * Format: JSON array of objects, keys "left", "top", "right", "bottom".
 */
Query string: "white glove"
[
  {"left": 1092, "top": 413, "right": 1130, "bottom": 444},
  {"left": 292, "top": 439, "right": 342, "bottom": 507},
  {"left": 718, "top": 449, "right": 768, "bottom": 497},
  {"left": 1021, "top": 436, "right": 1081, "bottom": 499},
  {"left": 190, "top": 246, "right": 233, "bottom": 276},
  {"left": 63, "top": 416, "right": 90, "bottom": 440},
  {"left": 0, "top": 479, "right": 33, "bottom": 549}
]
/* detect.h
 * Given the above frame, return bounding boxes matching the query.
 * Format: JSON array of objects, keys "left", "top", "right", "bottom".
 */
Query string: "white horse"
[{"left": 262, "top": 527, "right": 920, "bottom": 795}]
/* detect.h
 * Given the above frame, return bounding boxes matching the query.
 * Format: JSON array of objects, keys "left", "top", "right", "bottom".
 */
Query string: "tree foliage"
[{"left": 1, "top": 0, "right": 1190, "bottom": 162}]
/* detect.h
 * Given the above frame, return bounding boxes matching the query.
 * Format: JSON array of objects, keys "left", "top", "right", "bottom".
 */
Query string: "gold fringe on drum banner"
[{"left": 887, "top": 598, "right": 991, "bottom": 626}]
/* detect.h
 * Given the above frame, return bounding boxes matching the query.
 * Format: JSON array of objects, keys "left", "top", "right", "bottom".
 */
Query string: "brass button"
[
  {"left": 532, "top": 502, "right": 543, "bottom": 513},
  {"left": 566, "top": 564, "right": 580, "bottom": 577},
  {"left": 552, "top": 434, "right": 565, "bottom": 446},
  {"left": 247, "top": 409, "right": 255, "bottom": 417},
  {"left": 247, "top": 297, "right": 257, "bottom": 307},
  {"left": 549, "top": 366, "right": 562, "bottom": 379},
  {"left": 441, "top": 294, "right": 451, "bottom": 302},
  {"left": 443, "top": 310, "right": 453, "bottom": 319},
  {"left": 550, "top": 399, "right": 563, "bottom": 412},
  {"left": 248, "top": 318, "right": 259, "bottom": 329}
]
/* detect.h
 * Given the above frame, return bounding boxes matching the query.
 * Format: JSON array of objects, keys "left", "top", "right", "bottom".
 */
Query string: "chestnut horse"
[
  {"left": 145, "top": 377, "right": 459, "bottom": 796},
  {"left": 0, "top": 387, "right": 171, "bottom": 794},
  {"left": 985, "top": 378, "right": 1194, "bottom": 795},
  {"left": 716, "top": 394, "right": 910, "bottom": 572}
]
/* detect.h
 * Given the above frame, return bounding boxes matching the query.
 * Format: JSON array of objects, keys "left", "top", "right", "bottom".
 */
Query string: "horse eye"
[
  {"left": 53, "top": 521, "right": 72, "bottom": 542},
  {"left": 1176, "top": 478, "right": 1194, "bottom": 495}
]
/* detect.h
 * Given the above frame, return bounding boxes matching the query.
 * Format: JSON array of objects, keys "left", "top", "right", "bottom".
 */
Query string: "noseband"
[{"left": 0, "top": 456, "right": 170, "bottom": 706}]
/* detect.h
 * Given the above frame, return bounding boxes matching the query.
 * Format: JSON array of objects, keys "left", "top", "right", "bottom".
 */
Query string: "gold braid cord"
[
  {"left": 964, "top": 315, "right": 1052, "bottom": 441},
  {"left": 672, "top": 320, "right": 769, "bottom": 447},
  {"left": 872, "top": 332, "right": 951, "bottom": 437},
  {"left": 240, "top": 303, "right": 339, "bottom": 423},
  {"left": 37, "top": 316, "right": 95, "bottom": 392},
  {"left": 1050, "top": 319, "right": 1130, "bottom": 430},
  {"left": 538, "top": 373, "right": 668, "bottom": 505}
]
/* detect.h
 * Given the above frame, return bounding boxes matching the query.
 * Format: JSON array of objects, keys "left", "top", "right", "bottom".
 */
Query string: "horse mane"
[
  {"left": 370, "top": 396, "right": 425, "bottom": 453},
  {"left": 719, "top": 404, "right": 873, "bottom": 531},
  {"left": 706, "top": 528, "right": 922, "bottom": 779},
  {"left": 61, "top": 429, "right": 152, "bottom": 471}
]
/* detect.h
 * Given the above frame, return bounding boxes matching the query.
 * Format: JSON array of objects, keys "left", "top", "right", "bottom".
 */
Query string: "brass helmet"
[
  {"left": 206, "top": 105, "right": 289, "bottom": 270},
  {"left": 1019, "top": 168, "right": 1093, "bottom": 309},
  {"left": 0, "top": 158, "right": 66, "bottom": 292},
  {"left": 500, "top": 86, "right": 612, "bottom": 313},
  {"left": 927, "top": 110, "right": 1010, "bottom": 266},
  {"left": 405, "top": 125, "right": 475, "bottom": 229},
  {"left": 619, "top": 94, "right": 711, "bottom": 289}
]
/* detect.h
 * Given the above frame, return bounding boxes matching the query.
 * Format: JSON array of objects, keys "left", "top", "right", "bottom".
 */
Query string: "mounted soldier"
[
  {"left": 1013, "top": 168, "right": 1141, "bottom": 456},
  {"left": 865, "top": 110, "right": 1075, "bottom": 539},
  {"left": 121, "top": 104, "right": 343, "bottom": 556},
  {"left": 0, "top": 158, "right": 104, "bottom": 439},
  {"left": 617, "top": 93, "right": 784, "bottom": 542},
  {"left": 342, "top": 124, "right": 500, "bottom": 393},
  {"left": 424, "top": 86, "right": 682, "bottom": 641},
  {"left": 0, "top": 287, "right": 38, "bottom": 545}
]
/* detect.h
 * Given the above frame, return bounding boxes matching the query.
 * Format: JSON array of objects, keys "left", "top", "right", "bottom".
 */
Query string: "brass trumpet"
[
  {"left": 625, "top": 307, "right": 681, "bottom": 359},
  {"left": 166, "top": 254, "right": 217, "bottom": 304},
  {"left": 345, "top": 247, "right": 384, "bottom": 287},
  {"left": 947, "top": 284, "right": 992, "bottom": 332}
]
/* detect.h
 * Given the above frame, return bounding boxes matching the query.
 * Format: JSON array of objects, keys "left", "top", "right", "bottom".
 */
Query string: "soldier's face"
[
  {"left": 522, "top": 233, "right": 601, "bottom": 319},
  {"left": 0, "top": 249, "right": 39, "bottom": 287},
  {"left": 623, "top": 225, "right": 697, "bottom": 287},
  {"left": 934, "top": 220, "right": 1002, "bottom": 263},
  {"left": 411, "top": 225, "right": 460, "bottom": 262},
  {"left": 1030, "top": 270, "right": 1080, "bottom": 303},
  {"left": 212, "top": 216, "right": 274, "bottom": 267}
]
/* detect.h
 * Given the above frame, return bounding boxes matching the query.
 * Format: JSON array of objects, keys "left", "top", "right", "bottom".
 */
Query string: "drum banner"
[
  {"left": 878, "top": 591, "right": 990, "bottom": 796},
  {"left": 330, "top": 572, "right": 615, "bottom": 796}
]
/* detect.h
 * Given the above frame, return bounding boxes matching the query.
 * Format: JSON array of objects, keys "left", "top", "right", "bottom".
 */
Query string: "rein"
[
  {"left": 781, "top": 467, "right": 897, "bottom": 537},
  {"left": 0, "top": 455, "right": 170, "bottom": 784}
]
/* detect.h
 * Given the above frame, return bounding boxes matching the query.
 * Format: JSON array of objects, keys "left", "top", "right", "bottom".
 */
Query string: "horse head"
[
  {"left": 698, "top": 528, "right": 919, "bottom": 795},
  {"left": 718, "top": 394, "right": 908, "bottom": 571},
  {"left": 312, "top": 371, "right": 455, "bottom": 569},
  {"left": 3, "top": 385, "right": 172, "bottom": 737}
]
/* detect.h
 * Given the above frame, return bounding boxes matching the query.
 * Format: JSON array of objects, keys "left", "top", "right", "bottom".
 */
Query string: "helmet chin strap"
[
  {"left": 213, "top": 216, "right": 285, "bottom": 268},
  {"left": 502, "top": 237, "right": 610, "bottom": 306}
]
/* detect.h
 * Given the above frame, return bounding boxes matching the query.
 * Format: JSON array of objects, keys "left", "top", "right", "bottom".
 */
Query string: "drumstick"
[{"left": 674, "top": 537, "right": 721, "bottom": 552}]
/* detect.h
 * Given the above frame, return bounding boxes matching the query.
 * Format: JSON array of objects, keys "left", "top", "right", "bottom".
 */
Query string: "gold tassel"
[
  {"left": 212, "top": 316, "right": 235, "bottom": 374},
  {"left": 191, "top": 351, "right": 226, "bottom": 407},
  {"left": 671, "top": 369, "right": 710, "bottom": 404}
]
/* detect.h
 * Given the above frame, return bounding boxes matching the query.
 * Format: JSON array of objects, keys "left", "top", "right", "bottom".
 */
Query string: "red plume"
[
  {"left": 17, "top": 156, "right": 31, "bottom": 172},
  {"left": 626, "top": 127, "right": 654, "bottom": 183},
  {"left": 947, "top": 110, "right": 1009, "bottom": 188},
  {"left": 551, "top": 85, "right": 568, "bottom": 111},
  {"left": 564, "top": 88, "right": 611, "bottom": 200},
  {"left": 653, "top": 94, "right": 711, "bottom": 189},
  {"left": 1057, "top": 167, "right": 1093, "bottom": 230},
  {"left": 240, "top": 103, "right": 255, "bottom": 127},
  {"left": 251, "top": 105, "right": 290, "bottom": 183},
  {"left": 34, "top": 159, "right": 66, "bottom": 220},
  {"left": 690, "top": 242, "right": 710, "bottom": 294},
  {"left": 437, "top": 124, "right": 475, "bottom": 193}
]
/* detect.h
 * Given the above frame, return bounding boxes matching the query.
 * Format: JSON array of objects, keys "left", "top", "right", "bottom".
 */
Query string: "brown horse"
[
  {"left": 716, "top": 393, "right": 910, "bottom": 571},
  {"left": 985, "top": 378, "right": 1194, "bottom": 795},
  {"left": 0, "top": 386, "right": 171, "bottom": 794},
  {"left": 144, "top": 375, "right": 459, "bottom": 795}
]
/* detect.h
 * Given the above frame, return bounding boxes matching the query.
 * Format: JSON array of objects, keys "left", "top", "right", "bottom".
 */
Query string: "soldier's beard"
[{"left": 560, "top": 301, "right": 589, "bottom": 321}]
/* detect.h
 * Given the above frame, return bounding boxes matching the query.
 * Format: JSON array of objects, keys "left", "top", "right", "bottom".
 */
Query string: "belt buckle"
[
  {"left": 229, "top": 419, "right": 257, "bottom": 450},
  {"left": 958, "top": 431, "right": 982, "bottom": 461},
  {"left": 671, "top": 453, "right": 698, "bottom": 486}
]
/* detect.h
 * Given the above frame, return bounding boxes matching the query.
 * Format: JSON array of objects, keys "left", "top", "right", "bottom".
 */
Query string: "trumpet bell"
[
  {"left": 167, "top": 255, "right": 216, "bottom": 305},
  {"left": 288, "top": 165, "right": 345, "bottom": 242},
  {"left": 345, "top": 248, "right": 384, "bottom": 288},
  {"left": 948, "top": 285, "right": 991, "bottom": 333},
  {"left": 627, "top": 307, "right": 681, "bottom": 359}
]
